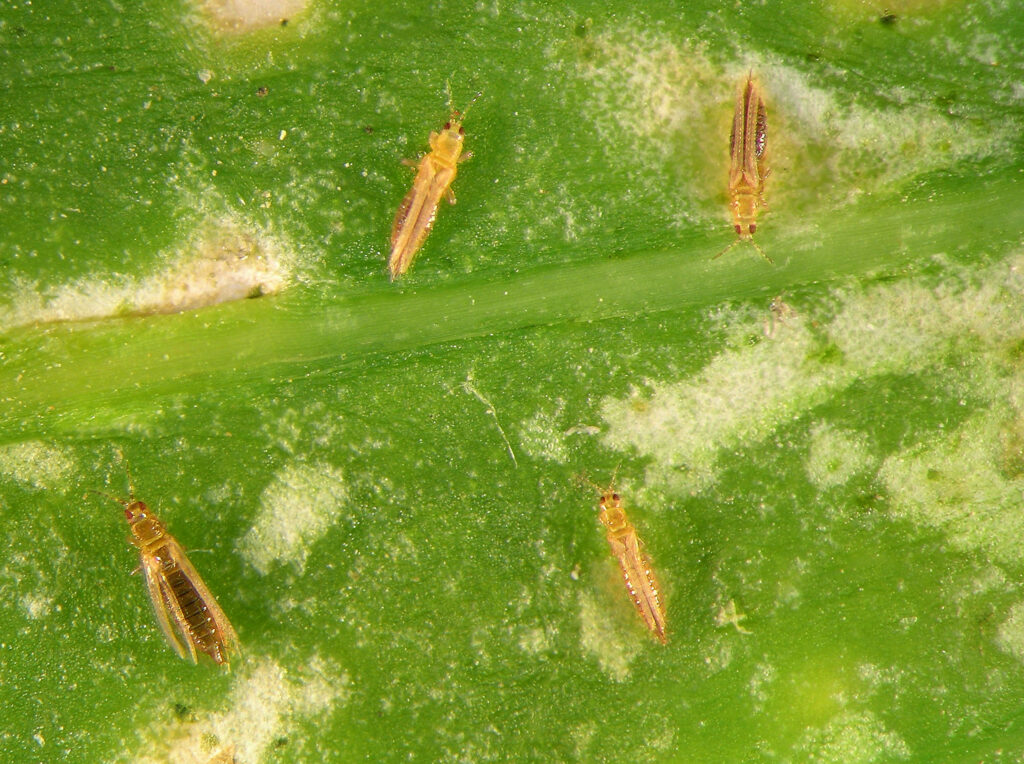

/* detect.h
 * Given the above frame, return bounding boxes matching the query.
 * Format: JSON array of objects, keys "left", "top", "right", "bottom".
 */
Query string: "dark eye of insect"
[
  {"left": 443, "top": 121, "right": 451, "bottom": 130},
  {"left": 458, "top": 126, "right": 465, "bottom": 135},
  {"left": 612, "top": 493, "right": 620, "bottom": 501}
]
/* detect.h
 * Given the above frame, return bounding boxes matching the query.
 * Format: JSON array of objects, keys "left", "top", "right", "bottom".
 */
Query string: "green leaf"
[{"left": 2, "top": 1, "right": 1024, "bottom": 762}]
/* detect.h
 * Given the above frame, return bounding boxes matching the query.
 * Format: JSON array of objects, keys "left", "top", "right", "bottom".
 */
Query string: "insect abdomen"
[{"left": 159, "top": 551, "right": 226, "bottom": 663}]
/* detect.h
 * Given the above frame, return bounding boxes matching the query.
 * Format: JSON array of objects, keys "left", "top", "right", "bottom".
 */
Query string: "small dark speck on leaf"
[
  {"left": 574, "top": 18, "right": 592, "bottom": 38},
  {"left": 256, "top": 86, "right": 268, "bottom": 97},
  {"left": 363, "top": 125, "right": 375, "bottom": 134},
  {"left": 880, "top": 12, "right": 898, "bottom": 26}
]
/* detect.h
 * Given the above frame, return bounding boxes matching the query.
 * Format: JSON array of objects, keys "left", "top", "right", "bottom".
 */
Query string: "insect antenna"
[
  {"left": 444, "top": 78, "right": 454, "bottom": 113},
  {"left": 609, "top": 462, "right": 621, "bottom": 489},
  {"left": 574, "top": 463, "right": 622, "bottom": 496},
  {"left": 713, "top": 239, "right": 740, "bottom": 261},
  {"left": 109, "top": 447, "right": 139, "bottom": 500},
  {"left": 749, "top": 238, "right": 772, "bottom": 264},
  {"left": 86, "top": 448, "right": 141, "bottom": 507},
  {"left": 443, "top": 79, "right": 482, "bottom": 123},
  {"left": 459, "top": 90, "right": 482, "bottom": 121},
  {"left": 573, "top": 471, "right": 603, "bottom": 493},
  {"left": 84, "top": 489, "right": 127, "bottom": 507},
  {"left": 713, "top": 237, "right": 773, "bottom": 264}
]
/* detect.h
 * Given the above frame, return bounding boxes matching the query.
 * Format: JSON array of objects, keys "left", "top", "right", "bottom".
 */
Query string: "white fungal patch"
[
  {"left": 518, "top": 407, "right": 572, "bottom": 464},
  {"left": 602, "top": 254, "right": 1024, "bottom": 496},
  {"left": 239, "top": 461, "right": 347, "bottom": 575},
  {"left": 749, "top": 661, "right": 777, "bottom": 712},
  {"left": 517, "top": 624, "right": 557, "bottom": 656},
  {"left": 879, "top": 412, "right": 1024, "bottom": 565},
  {"left": 0, "top": 441, "right": 77, "bottom": 491},
  {"left": 763, "top": 61, "right": 1004, "bottom": 204},
  {"left": 995, "top": 601, "right": 1024, "bottom": 662},
  {"left": 569, "top": 24, "right": 1008, "bottom": 224},
  {"left": 949, "top": 565, "right": 1011, "bottom": 603},
  {"left": 0, "top": 220, "right": 292, "bottom": 330},
  {"left": 258, "top": 402, "right": 344, "bottom": 458},
  {"left": 567, "top": 30, "right": 723, "bottom": 221},
  {"left": 127, "top": 654, "right": 347, "bottom": 764},
  {"left": 132, "top": 224, "right": 290, "bottom": 315},
  {"left": 805, "top": 423, "right": 874, "bottom": 489},
  {"left": 577, "top": 589, "right": 641, "bottom": 682},
  {"left": 793, "top": 710, "right": 911, "bottom": 763},
  {"left": 827, "top": 273, "right": 1023, "bottom": 382},
  {"left": 201, "top": 0, "right": 308, "bottom": 33},
  {"left": 702, "top": 636, "right": 735, "bottom": 673},
  {"left": 601, "top": 321, "right": 851, "bottom": 492},
  {"left": 20, "top": 590, "right": 55, "bottom": 620},
  {"left": 570, "top": 721, "right": 599, "bottom": 761},
  {"left": 856, "top": 663, "right": 907, "bottom": 703}
]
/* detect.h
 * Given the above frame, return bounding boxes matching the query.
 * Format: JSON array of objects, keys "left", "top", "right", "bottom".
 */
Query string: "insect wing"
[
  {"left": 737, "top": 80, "right": 763, "bottom": 188},
  {"left": 140, "top": 551, "right": 193, "bottom": 661},
  {"left": 390, "top": 170, "right": 423, "bottom": 247},
  {"left": 618, "top": 532, "right": 667, "bottom": 644},
  {"left": 729, "top": 79, "right": 764, "bottom": 189},
  {"left": 604, "top": 526, "right": 668, "bottom": 643},
  {"left": 746, "top": 82, "right": 767, "bottom": 180},
  {"left": 753, "top": 95, "right": 767, "bottom": 161},
  {"left": 170, "top": 541, "right": 239, "bottom": 658},
  {"left": 728, "top": 86, "right": 747, "bottom": 188},
  {"left": 389, "top": 160, "right": 434, "bottom": 277},
  {"left": 389, "top": 158, "right": 452, "bottom": 278}
]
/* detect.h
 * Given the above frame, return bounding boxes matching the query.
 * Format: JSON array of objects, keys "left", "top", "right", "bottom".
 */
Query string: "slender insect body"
[
  {"left": 718, "top": 73, "right": 771, "bottom": 263},
  {"left": 93, "top": 485, "right": 238, "bottom": 668},
  {"left": 728, "top": 74, "right": 768, "bottom": 237},
  {"left": 389, "top": 114, "right": 470, "bottom": 280},
  {"left": 597, "top": 489, "right": 668, "bottom": 644}
]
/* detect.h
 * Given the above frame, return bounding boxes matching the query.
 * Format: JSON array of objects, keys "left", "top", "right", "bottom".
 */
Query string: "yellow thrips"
[
  {"left": 388, "top": 110, "right": 472, "bottom": 280},
  {"left": 92, "top": 484, "right": 239, "bottom": 668},
  {"left": 716, "top": 72, "right": 771, "bottom": 264},
  {"left": 596, "top": 486, "right": 668, "bottom": 644}
]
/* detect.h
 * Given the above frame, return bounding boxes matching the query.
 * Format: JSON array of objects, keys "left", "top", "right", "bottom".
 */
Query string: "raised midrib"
[{"left": 2, "top": 171, "right": 1020, "bottom": 436}]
